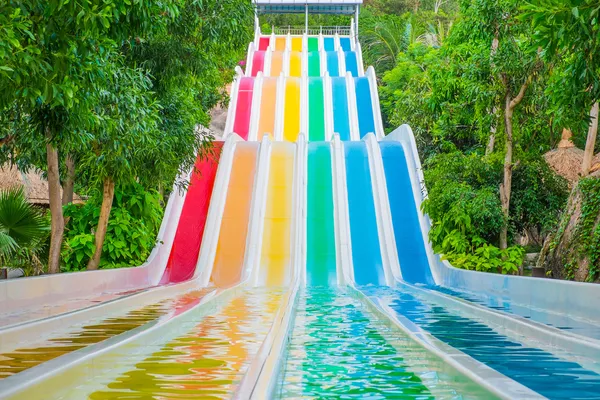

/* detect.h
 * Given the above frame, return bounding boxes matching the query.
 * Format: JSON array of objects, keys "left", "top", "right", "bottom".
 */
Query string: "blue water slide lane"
[
  {"left": 354, "top": 77, "right": 375, "bottom": 139},
  {"left": 331, "top": 78, "right": 350, "bottom": 141},
  {"left": 379, "top": 142, "right": 434, "bottom": 285},
  {"left": 339, "top": 37, "right": 351, "bottom": 51},
  {"left": 344, "top": 141, "right": 385, "bottom": 286},
  {"left": 326, "top": 52, "right": 339, "bottom": 77},
  {"left": 363, "top": 286, "right": 600, "bottom": 400},
  {"left": 344, "top": 52, "right": 358, "bottom": 77},
  {"left": 324, "top": 37, "right": 335, "bottom": 51}
]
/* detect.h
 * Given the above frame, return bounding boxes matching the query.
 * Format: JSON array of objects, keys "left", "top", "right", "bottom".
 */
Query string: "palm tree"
[
  {"left": 0, "top": 187, "right": 49, "bottom": 268},
  {"left": 361, "top": 16, "right": 411, "bottom": 73}
]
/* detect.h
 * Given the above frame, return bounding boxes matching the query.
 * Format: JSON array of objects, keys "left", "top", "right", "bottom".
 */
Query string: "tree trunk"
[
  {"left": 46, "top": 139, "right": 64, "bottom": 274},
  {"left": 499, "top": 93, "right": 513, "bottom": 250},
  {"left": 86, "top": 178, "right": 115, "bottom": 271},
  {"left": 62, "top": 154, "right": 75, "bottom": 205},
  {"left": 581, "top": 102, "right": 599, "bottom": 176}
]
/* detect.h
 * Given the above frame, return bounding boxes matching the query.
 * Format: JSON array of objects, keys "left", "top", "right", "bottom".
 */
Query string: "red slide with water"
[
  {"left": 160, "top": 142, "right": 223, "bottom": 283},
  {"left": 232, "top": 78, "right": 255, "bottom": 140},
  {"left": 251, "top": 51, "right": 265, "bottom": 76}
]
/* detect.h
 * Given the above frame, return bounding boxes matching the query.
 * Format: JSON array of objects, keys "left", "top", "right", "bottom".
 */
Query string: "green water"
[
  {"left": 308, "top": 52, "right": 321, "bottom": 77},
  {"left": 307, "top": 79, "right": 325, "bottom": 141},
  {"left": 307, "top": 37, "right": 319, "bottom": 52},
  {"left": 306, "top": 143, "right": 336, "bottom": 286},
  {"left": 280, "top": 289, "right": 497, "bottom": 399}
]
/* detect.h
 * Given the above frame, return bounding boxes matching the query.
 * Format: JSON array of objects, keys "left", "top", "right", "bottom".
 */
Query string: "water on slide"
[
  {"left": 339, "top": 37, "right": 351, "bottom": 51},
  {"left": 250, "top": 50, "right": 264, "bottom": 76},
  {"left": 289, "top": 51, "right": 302, "bottom": 77},
  {"left": 211, "top": 143, "right": 258, "bottom": 287},
  {"left": 307, "top": 51, "right": 320, "bottom": 77},
  {"left": 258, "top": 142, "right": 295, "bottom": 286},
  {"left": 270, "top": 51, "right": 284, "bottom": 76},
  {"left": 291, "top": 36, "right": 302, "bottom": 52},
  {"left": 344, "top": 141, "right": 385, "bottom": 285},
  {"left": 331, "top": 77, "right": 350, "bottom": 140},
  {"left": 280, "top": 288, "right": 495, "bottom": 399},
  {"left": 275, "top": 36, "right": 286, "bottom": 51},
  {"left": 354, "top": 77, "right": 375, "bottom": 138},
  {"left": 364, "top": 286, "right": 600, "bottom": 400},
  {"left": 379, "top": 141, "right": 434, "bottom": 285},
  {"left": 258, "top": 36, "right": 270, "bottom": 51},
  {"left": 232, "top": 77, "right": 254, "bottom": 140},
  {"left": 323, "top": 37, "right": 335, "bottom": 51},
  {"left": 283, "top": 78, "right": 301, "bottom": 142},
  {"left": 306, "top": 143, "right": 337, "bottom": 286},
  {"left": 307, "top": 37, "right": 319, "bottom": 52},
  {"left": 59, "top": 289, "right": 286, "bottom": 399},
  {"left": 257, "top": 77, "right": 277, "bottom": 140},
  {"left": 344, "top": 51, "right": 359, "bottom": 76},
  {"left": 307, "top": 78, "right": 325, "bottom": 141},
  {"left": 326, "top": 51, "right": 339, "bottom": 77}
]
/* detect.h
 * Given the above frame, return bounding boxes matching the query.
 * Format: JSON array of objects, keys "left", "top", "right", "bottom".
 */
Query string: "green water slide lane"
[{"left": 308, "top": 78, "right": 325, "bottom": 141}]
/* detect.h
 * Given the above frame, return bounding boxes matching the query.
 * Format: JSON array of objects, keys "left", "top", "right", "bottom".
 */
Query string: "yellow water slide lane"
[
  {"left": 283, "top": 78, "right": 301, "bottom": 142},
  {"left": 257, "top": 78, "right": 278, "bottom": 139},
  {"left": 211, "top": 143, "right": 259, "bottom": 288},
  {"left": 291, "top": 37, "right": 302, "bottom": 51},
  {"left": 259, "top": 142, "right": 296, "bottom": 286},
  {"left": 289, "top": 51, "right": 302, "bottom": 77}
]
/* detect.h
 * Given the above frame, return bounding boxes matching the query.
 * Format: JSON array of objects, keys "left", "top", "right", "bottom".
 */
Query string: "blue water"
[
  {"left": 324, "top": 37, "right": 335, "bottom": 51},
  {"left": 344, "top": 142, "right": 385, "bottom": 285},
  {"left": 365, "top": 286, "right": 600, "bottom": 400},
  {"left": 339, "top": 37, "right": 351, "bottom": 51},
  {"left": 326, "top": 51, "right": 339, "bottom": 77},
  {"left": 331, "top": 77, "right": 350, "bottom": 140},
  {"left": 354, "top": 77, "right": 375, "bottom": 138},
  {"left": 345, "top": 51, "right": 359, "bottom": 77},
  {"left": 379, "top": 142, "right": 434, "bottom": 285}
]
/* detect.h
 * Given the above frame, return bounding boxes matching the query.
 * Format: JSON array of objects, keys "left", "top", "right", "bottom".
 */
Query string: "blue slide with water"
[
  {"left": 354, "top": 77, "right": 375, "bottom": 138},
  {"left": 331, "top": 77, "right": 351, "bottom": 140}
]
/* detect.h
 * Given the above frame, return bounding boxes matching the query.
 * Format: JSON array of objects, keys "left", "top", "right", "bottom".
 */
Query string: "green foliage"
[
  {"left": 0, "top": 187, "right": 49, "bottom": 262},
  {"left": 571, "top": 178, "right": 600, "bottom": 281},
  {"left": 62, "top": 184, "right": 163, "bottom": 271}
]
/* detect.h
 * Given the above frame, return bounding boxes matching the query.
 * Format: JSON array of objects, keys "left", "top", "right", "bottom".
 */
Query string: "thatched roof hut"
[
  {"left": 544, "top": 129, "right": 600, "bottom": 185},
  {"left": 0, "top": 163, "right": 84, "bottom": 205}
]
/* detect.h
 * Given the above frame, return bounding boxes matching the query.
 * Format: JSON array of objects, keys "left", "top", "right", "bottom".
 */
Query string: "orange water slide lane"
[
  {"left": 289, "top": 51, "right": 302, "bottom": 77},
  {"left": 210, "top": 142, "right": 259, "bottom": 288},
  {"left": 259, "top": 143, "right": 295, "bottom": 286},
  {"left": 257, "top": 78, "right": 278, "bottom": 140},
  {"left": 270, "top": 51, "right": 284, "bottom": 76},
  {"left": 283, "top": 78, "right": 301, "bottom": 142},
  {"left": 160, "top": 142, "right": 223, "bottom": 284},
  {"left": 291, "top": 37, "right": 303, "bottom": 52},
  {"left": 275, "top": 36, "right": 286, "bottom": 51}
]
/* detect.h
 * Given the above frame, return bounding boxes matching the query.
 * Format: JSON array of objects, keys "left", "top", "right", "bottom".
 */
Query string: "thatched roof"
[
  {"left": 544, "top": 129, "right": 600, "bottom": 185},
  {"left": 0, "top": 163, "right": 84, "bottom": 205}
]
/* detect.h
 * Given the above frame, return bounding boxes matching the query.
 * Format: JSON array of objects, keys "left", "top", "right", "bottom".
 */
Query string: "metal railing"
[{"left": 272, "top": 25, "right": 351, "bottom": 35}]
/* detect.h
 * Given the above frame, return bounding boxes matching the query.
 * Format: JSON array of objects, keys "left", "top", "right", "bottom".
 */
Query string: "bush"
[{"left": 62, "top": 183, "right": 163, "bottom": 271}]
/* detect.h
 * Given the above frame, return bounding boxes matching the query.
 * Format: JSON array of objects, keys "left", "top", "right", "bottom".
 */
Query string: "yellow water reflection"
[{"left": 88, "top": 290, "right": 284, "bottom": 399}]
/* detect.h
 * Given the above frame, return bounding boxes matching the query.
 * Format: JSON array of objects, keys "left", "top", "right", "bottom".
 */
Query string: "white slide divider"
[
  {"left": 334, "top": 33, "right": 340, "bottom": 51},
  {"left": 196, "top": 135, "right": 245, "bottom": 286},
  {"left": 286, "top": 32, "right": 291, "bottom": 50},
  {"left": 337, "top": 47, "right": 346, "bottom": 76},
  {"left": 323, "top": 73, "right": 334, "bottom": 141},
  {"left": 350, "top": 17, "right": 355, "bottom": 47},
  {"left": 318, "top": 32, "right": 324, "bottom": 51},
  {"left": 246, "top": 136, "right": 273, "bottom": 286},
  {"left": 300, "top": 74, "right": 308, "bottom": 137},
  {"left": 332, "top": 135, "right": 353, "bottom": 285},
  {"left": 303, "top": 32, "right": 308, "bottom": 51},
  {"left": 264, "top": 46, "right": 273, "bottom": 76},
  {"left": 253, "top": 15, "right": 260, "bottom": 46},
  {"left": 270, "top": 31, "right": 275, "bottom": 51},
  {"left": 345, "top": 72, "right": 360, "bottom": 141},
  {"left": 223, "top": 70, "right": 243, "bottom": 139},
  {"left": 274, "top": 74, "right": 285, "bottom": 141},
  {"left": 302, "top": 43, "right": 308, "bottom": 76},
  {"left": 244, "top": 42, "right": 255, "bottom": 77},
  {"left": 367, "top": 67, "right": 385, "bottom": 140},
  {"left": 247, "top": 72, "right": 264, "bottom": 142},
  {"left": 319, "top": 49, "right": 327, "bottom": 76},
  {"left": 364, "top": 133, "right": 401, "bottom": 285},
  {"left": 356, "top": 42, "right": 365, "bottom": 76}
]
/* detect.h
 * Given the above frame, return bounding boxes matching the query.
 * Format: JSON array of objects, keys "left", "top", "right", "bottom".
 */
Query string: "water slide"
[{"left": 4, "top": 21, "right": 600, "bottom": 400}]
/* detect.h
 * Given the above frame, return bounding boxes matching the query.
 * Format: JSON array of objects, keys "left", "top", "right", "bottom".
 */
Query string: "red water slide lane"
[
  {"left": 233, "top": 78, "right": 254, "bottom": 140},
  {"left": 259, "top": 36, "right": 270, "bottom": 51},
  {"left": 160, "top": 142, "right": 223, "bottom": 284},
  {"left": 251, "top": 51, "right": 265, "bottom": 77}
]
